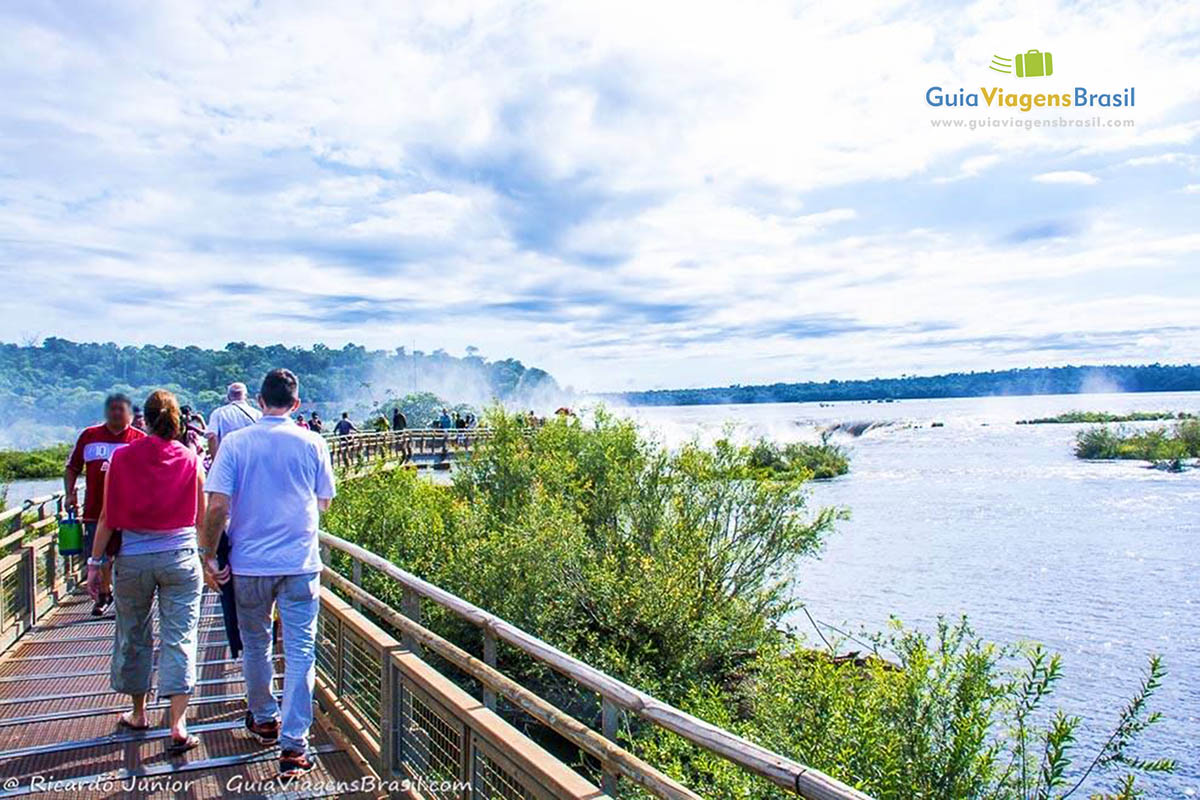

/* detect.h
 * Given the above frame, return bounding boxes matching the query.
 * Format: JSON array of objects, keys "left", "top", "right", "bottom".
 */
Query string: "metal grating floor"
[{"left": 0, "top": 590, "right": 379, "bottom": 799}]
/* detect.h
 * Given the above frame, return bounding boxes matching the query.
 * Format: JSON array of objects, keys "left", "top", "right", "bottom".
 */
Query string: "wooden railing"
[
  {"left": 0, "top": 493, "right": 82, "bottom": 651},
  {"left": 0, "top": 475, "right": 872, "bottom": 798},
  {"left": 326, "top": 428, "right": 497, "bottom": 472},
  {"left": 319, "top": 531, "right": 872, "bottom": 800},
  {"left": 315, "top": 586, "right": 607, "bottom": 798}
]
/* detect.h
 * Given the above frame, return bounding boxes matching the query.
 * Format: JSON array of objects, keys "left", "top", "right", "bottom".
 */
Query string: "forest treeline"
[
  {"left": 616, "top": 364, "right": 1200, "bottom": 406},
  {"left": 0, "top": 338, "right": 558, "bottom": 431}
]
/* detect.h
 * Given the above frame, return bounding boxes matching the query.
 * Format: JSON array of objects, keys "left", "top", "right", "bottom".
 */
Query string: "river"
[{"left": 625, "top": 391, "right": 1198, "bottom": 797}]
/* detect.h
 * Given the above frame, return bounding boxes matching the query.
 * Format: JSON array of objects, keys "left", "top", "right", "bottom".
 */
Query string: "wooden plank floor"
[{"left": 0, "top": 591, "right": 378, "bottom": 799}]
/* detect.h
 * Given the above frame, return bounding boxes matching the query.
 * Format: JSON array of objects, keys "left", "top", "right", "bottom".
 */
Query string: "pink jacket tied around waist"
[{"left": 105, "top": 436, "right": 200, "bottom": 531}]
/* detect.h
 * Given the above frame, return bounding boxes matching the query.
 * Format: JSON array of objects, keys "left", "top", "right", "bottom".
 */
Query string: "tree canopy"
[
  {"left": 0, "top": 338, "right": 558, "bottom": 431},
  {"left": 616, "top": 364, "right": 1200, "bottom": 406}
]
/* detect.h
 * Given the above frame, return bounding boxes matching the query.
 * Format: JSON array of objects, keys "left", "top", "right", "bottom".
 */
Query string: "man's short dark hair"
[
  {"left": 260, "top": 368, "right": 299, "bottom": 408},
  {"left": 105, "top": 393, "right": 132, "bottom": 411}
]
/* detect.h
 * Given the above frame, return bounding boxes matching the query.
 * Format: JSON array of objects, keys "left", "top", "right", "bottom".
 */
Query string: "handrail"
[
  {"left": 0, "top": 492, "right": 65, "bottom": 527},
  {"left": 315, "top": 585, "right": 606, "bottom": 798},
  {"left": 325, "top": 427, "right": 498, "bottom": 475},
  {"left": 325, "top": 569, "right": 699, "bottom": 800},
  {"left": 319, "top": 531, "right": 872, "bottom": 800},
  {"left": 323, "top": 426, "right": 489, "bottom": 438},
  {"left": 0, "top": 492, "right": 77, "bottom": 651}
]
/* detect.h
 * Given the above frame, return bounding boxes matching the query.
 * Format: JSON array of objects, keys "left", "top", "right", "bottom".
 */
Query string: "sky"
[{"left": 0, "top": 0, "right": 1198, "bottom": 392}]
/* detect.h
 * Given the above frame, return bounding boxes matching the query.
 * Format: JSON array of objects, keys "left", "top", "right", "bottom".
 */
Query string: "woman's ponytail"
[{"left": 144, "top": 389, "right": 182, "bottom": 440}]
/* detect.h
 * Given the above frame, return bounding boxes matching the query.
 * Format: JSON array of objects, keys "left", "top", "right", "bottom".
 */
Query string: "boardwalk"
[
  {"left": 0, "top": 464, "right": 871, "bottom": 799},
  {"left": 0, "top": 590, "right": 377, "bottom": 799}
]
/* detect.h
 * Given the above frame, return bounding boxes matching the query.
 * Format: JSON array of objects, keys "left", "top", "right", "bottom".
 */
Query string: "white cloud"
[
  {"left": 0, "top": 0, "right": 1197, "bottom": 391},
  {"left": 934, "top": 154, "right": 1002, "bottom": 183},
  {"left": 1123, "top": 152, "right": 1200, "bottom": 169},
  {"left": 1032, "top": 171, "right": 1101, "bottom": 185}
]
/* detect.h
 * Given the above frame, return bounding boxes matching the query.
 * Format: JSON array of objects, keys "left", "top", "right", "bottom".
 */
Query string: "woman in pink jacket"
[{"left": 88, "top": 389, "right": 207, "bottom": 754}]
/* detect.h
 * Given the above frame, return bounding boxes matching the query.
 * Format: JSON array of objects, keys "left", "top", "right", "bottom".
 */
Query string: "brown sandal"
[
  {"left": 166, "top": 733, "right": 200, "bottom": 755},
  {"left": 117, "top": 712, "right": 150, "bottom": 731}
]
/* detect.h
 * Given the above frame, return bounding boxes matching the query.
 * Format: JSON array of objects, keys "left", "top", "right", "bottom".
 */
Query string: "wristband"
[
  {"left": 87, "top": 556, "right": 109, "bottom": 567},
  {"left": 198, "top": 545, "right": 213, "bottom": 557}
]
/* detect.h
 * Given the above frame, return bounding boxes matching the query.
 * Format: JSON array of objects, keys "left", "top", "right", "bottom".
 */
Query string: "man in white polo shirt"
[
  {"left": 205, "top": 381, "right": 261, "bottom": 659},
  {"left": 200, "top": 368, "right": 336, "bottom": 777},
  {"left": 205, "top": 382, "right": 261, "bottom": 458}
]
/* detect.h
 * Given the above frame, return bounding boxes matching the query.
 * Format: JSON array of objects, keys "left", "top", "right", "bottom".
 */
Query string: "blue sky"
[{"left": 0, "top": 0, "right": 1197, "bottom": 391}]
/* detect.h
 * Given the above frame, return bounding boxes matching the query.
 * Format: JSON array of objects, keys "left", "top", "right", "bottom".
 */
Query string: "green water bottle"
[{"left": 58, "top": 509, "right": 83, "bottom": 556}]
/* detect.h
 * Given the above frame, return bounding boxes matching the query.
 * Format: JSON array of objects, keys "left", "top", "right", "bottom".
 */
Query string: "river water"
[{"left": 625, "top": 391, "right": 1198, "bottom": 797}]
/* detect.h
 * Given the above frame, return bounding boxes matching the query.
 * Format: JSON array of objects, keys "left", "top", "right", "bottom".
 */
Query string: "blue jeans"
[{"left": 234, "top": 572, "right": 321, "bottom": 753}]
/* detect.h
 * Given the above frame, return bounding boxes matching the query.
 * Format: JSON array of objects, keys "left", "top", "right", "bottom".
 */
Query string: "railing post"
[
  {"left": 334, "top": 616, "right": 346, "bottom": 693},
  {"left": 401, "top": 587, "right": 423, "bottom": 658},
  {"left": 21, "top": 545, "right": 37, "bottom": 631},
  {"left": 602, "top": 696, "right": 620, "bottom": 795},
  {"left": 483, "top": 626, "right": 497, "bottom": 711},
  {"left": 48, "top": 538, "right": 60, "bottom": 602},
  {"left": 351, "top": 560, "right": 363, "bottom": 611},
  {"left": 379, "top": 646, "right": 402, "bottom": 778},
  {"left": 319, "top": 544, "right": 332, "bottom": 588}
]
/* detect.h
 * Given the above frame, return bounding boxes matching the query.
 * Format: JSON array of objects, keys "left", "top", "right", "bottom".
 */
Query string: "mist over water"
[
  {"left": 344, "top": 359, "right": 570, "bottom": 423},
  {"left": 0, "top": 354, "right": 572, "bottom": 451},
  {"left": 624, "top": 391, "right": 1199, "bottom": 796}
]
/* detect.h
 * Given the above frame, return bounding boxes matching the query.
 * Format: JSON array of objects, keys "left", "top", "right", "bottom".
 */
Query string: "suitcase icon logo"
[
  {"left": 1015, "top": 49, "right": 1053, "bottom": 77},
  {"left": 989, "top": 50, "right": 1054, "bottom": 77}
]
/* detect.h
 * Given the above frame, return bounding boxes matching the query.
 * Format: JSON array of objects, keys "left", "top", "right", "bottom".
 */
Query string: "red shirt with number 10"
[{"left": 65, "top": 424, "right": 146, "bottom": 522}]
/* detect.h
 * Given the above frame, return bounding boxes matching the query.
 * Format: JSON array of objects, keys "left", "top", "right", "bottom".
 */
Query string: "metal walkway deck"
[{"left": 0, "top": 591, "right": 377, "bottom": 799}]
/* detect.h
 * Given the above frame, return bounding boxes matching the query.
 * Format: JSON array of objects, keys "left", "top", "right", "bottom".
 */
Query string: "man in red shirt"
[{"left": 65, "top": 393, "right": 146, "bottom": 615}]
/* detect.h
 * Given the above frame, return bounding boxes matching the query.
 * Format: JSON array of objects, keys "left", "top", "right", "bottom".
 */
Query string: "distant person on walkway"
[
  {"left": 177, "top": 406, "right": 206, "bottom": 454},
  {"left": 295, "top": 414, "right": 309, "bottom": 430},
  {"left": 333, "top": 412, "right": 356, "bottom": 436},
  {"left": 86, "top": 390, "right": 206, "bottom": 755},
  {"left": 131, "top": 406, "right": 147, "bottom": 432},
  {"left": 204, "top": 382, "right": 261, "bottom": 660},
  {"left": 308, "top": 412, "right": 323, "bottom": 434},
  {"left": 391, "top": 408, "right": 406, "bottom": 431},
  {"left": 205, "top": 383, "right": 261, "bottom": 459},
  {"left": 439, "top": 408, "right": 453, "bottom": 430},
  {"left": 200, "top": 368, "right": 336, "bottom": 777},
  {"left": 65, "top": 393, "right": 146, "bottom": 616}
]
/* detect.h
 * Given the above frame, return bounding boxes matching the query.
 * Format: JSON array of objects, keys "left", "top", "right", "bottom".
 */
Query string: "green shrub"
[
  {"left": 746, "top": 435, "right": 850, "bottom": 480},
  {"left": 1018, "top": 411, "right": 1192, "bottom": 425},
  {"left": 325, "top": 408, "right": 1173, "bottom": 798},
  {"left": 1075, "top": 421, "right": 1200, "bottom": 467},
  {"left": 638, "top": 620, "right": 1173, "bottom": 799},
  {"left": 0, "top": 443, "right": 70, "bottom": 481}
]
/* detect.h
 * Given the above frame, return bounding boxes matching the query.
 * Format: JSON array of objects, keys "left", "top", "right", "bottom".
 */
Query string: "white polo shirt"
[
  {"left": 205, "top": 415, "right": 337, "bottom": 576},
  {"left": 206, "top": 401, "right": 261, "bottom": 445}
]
